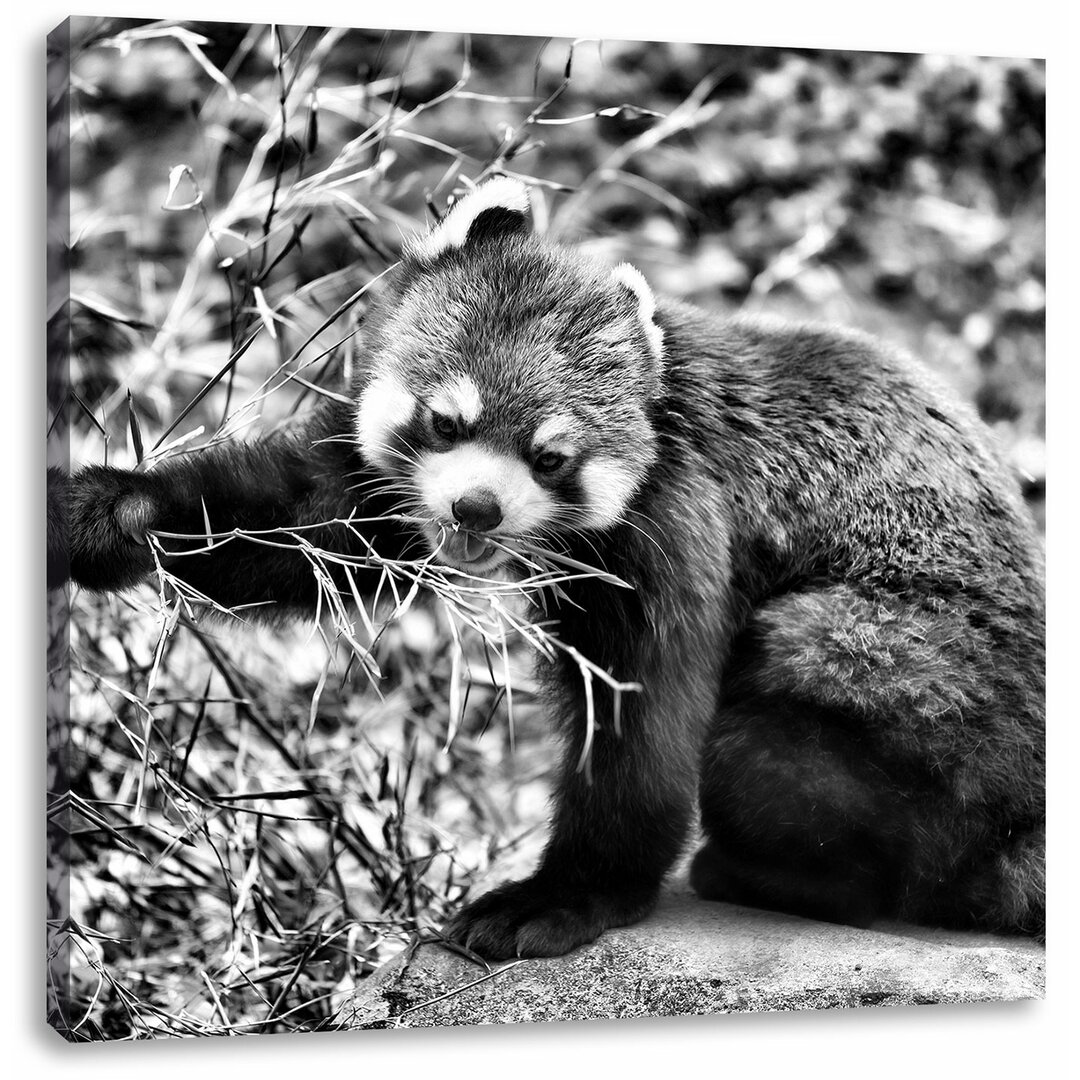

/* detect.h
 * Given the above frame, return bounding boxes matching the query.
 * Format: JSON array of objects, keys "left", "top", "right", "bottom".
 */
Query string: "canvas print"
[{"left": 46, "top": 17, "right": 1046, "bottom": 1040}]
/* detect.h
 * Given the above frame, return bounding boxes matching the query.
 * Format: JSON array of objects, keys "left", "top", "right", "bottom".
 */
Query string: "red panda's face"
[{"left": 354, "top": 179, "right": 664, "bottom": 575}]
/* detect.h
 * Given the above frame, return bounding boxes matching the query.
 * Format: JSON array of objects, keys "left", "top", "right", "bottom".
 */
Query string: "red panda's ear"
[
  {"left": 412, "top": 177, "right": 531, "bottom": 259},
  {"left": 613, "top": 263, "right": 664, "bottom": 368}
]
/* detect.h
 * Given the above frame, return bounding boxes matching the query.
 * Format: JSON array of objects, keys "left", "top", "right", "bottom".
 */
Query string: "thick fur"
[{"left": 51, "top": 181, "right": 1045, "bottom": 957}]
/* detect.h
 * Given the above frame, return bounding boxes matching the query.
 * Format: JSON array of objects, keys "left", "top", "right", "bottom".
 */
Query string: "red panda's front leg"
[
  {"left": 445, "top": 633, "right": 716, "bottom": 959},
  {"left": 51, "top": 400, "right": 404, "bottom": 615}
]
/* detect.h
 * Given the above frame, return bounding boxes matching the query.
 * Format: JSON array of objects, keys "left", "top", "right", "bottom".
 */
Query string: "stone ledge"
[{"left": 336, "top": 883, "right": 1045, "bottom": 1029}]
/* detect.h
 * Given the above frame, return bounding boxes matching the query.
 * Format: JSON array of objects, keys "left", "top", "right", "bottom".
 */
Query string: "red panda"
[{"left": 51, "top": 177, "right": 1045, "bottom": 958}]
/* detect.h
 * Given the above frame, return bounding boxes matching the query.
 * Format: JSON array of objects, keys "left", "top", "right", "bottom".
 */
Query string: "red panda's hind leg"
[
  {"left": 693, "top": 691, "right": 905, "bottom": 928},
  {"left": 694, "top": 583, "right": 1044, "bottom": 934}
]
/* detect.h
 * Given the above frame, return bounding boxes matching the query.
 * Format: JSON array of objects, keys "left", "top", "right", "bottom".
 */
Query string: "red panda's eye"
[
  {"left": 431, "top": 412, "right": 457, "bottom": 440},
  {"left": 534, "top": 451, "right": 566, "bottom": 474}
]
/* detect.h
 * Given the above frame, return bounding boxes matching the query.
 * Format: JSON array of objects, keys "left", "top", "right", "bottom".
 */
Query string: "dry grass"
[{"left": 49, "top": 575, "right": 556, "bottom": 1038}]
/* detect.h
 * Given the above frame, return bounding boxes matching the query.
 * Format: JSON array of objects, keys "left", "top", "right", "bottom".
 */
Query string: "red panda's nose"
[{"left": 452, "top": 490, "right": 503, "bottom": 533}]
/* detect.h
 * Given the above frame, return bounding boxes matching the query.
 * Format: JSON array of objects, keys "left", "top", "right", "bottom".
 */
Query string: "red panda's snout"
[{"left": 414, "top": 441, "right": 557, "bottom": 573}]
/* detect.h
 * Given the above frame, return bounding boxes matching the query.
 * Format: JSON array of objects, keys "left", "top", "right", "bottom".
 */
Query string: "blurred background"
[{"left": 48, "top": 18, "right": 1045, "bottom": 1039}]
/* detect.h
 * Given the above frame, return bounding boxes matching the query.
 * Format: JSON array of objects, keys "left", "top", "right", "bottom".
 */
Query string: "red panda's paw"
[
  {"left": 64, "top": 466, "right": 163, "bottom": 592},
  {"left": 443, "top": 877, "right": 658, "bottom": 960}
]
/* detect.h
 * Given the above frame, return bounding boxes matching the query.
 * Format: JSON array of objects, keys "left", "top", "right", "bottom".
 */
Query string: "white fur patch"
[
  {"left": 578, "top": 455, "right": 641, "bottom": 529},
  {"left": 613, "top": 262, "right": 664, "bottom": 364},
  {"left": 414, "top": 177, "right": 531, "bottom": 259},
  {"left": 532, "top": 413, "right": 581, "bottom": 450},
  {"left": 355, "top": 373, "right": 417, "bottom": 465},
  {"left": 414, "top": 443, "right": 555, "bottom": 535},
  {"left": 429, "top": 374, "right": 483, "bottom": 425}
]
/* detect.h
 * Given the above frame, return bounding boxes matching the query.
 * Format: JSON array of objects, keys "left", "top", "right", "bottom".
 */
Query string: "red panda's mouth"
[
  {"left": 426, "top": 527, "right": 516, "bottom": 576},
  {"left": 441, "top": 529, "right": 496, "bottom": 565}
]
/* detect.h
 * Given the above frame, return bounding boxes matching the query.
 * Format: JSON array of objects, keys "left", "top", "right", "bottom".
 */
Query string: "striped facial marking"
[
  {"left": 429, "top": 374, "right": 483, "bottom": 426},
  {"left": 578, "top": 455, "right": 643, "bottom": 529},
  {"left": 531, "top": 413, "right": 581, "bottom": 456},
  {"left": 356, "top": 373, "right": 417, "bottom": 468}
]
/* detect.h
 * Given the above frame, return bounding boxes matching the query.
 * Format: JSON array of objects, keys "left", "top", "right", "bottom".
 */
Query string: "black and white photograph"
[{"left": 43, "top": 8, "right": 1049, "bottom": 1051}]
